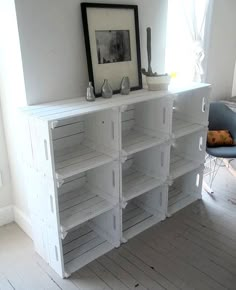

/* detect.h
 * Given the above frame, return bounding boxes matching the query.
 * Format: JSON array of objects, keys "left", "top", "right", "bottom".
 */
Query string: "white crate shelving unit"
[{"left": 22, "top": 83, "right": 210, "bottom": 278}]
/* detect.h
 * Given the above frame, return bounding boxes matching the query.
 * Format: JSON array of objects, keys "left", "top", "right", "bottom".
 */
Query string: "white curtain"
[{"left": 166, "top": 0, "right": 210, "bottom": 82}]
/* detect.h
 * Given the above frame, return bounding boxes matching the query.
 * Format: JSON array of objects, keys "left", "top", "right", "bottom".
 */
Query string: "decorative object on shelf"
[
  {"left": 81, "top": 3, "right": 142, "bottom": 97},
  {"left": 145, "top": 75, "right": 171, "bottom": 91},
  {"left": 142, "top": 27, "right": 170, "bottom": 91},
  {"left": 101, "top": 79, "right": 113, "bottom": 98},
  {"left": 120, "top": 76, "right": 130, "bottom": 95},
  {"left": 86, "top": 82, "right": 96, "bottom": 102}
]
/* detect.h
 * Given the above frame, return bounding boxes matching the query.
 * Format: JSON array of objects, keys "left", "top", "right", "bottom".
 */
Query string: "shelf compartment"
[
  {"left": 52, "top": 109, "right": 119, "bottom": 179},
  {"left": 59, "top": 184, "right": 114, "bottom": 233},
  {"left": 55, "top": 144, "right": 113, "bottom": 179},
  {"left": 58, "top": 162, "right": 119, "bottom": 234},
  {"left": 122, "top": 129, "right": 168, "bottom": 156},
  {"left": 121, "top": 98, "right": 172, "bottom": 156},
  {"left": 122, "top": 145, "right": 170, "bottom": 202},
  {"left": 172, "top": 117, "right": 205, "bottom": 139},
  {"left": 170, "top": 154, "right": 201, "bottom": 180},
  {"left": 122, "top": 167, "right": 165, "bottom": 202},
  {"left": 168, "top": 167, "right": 203, "bottom": 216},
  {"left": 63, "top": 206, "right": 120, "bottom": 276},
  {"left": 173, "top": 87, "right": 210, "bottom": 128},
  {"left": 122, "top": 186, "right": 167, "bottom": 241},
  {"left": 170, "top": 129, "right": 207, "bottom": 180}
]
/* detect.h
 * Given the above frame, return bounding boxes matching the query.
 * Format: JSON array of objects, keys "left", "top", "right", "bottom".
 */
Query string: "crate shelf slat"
[
  {"left": 59, "top": 185, "right": 114, "bottom": 233},
  {"left": 122, "top": 129, "right": 168, "bottom": 156},
  {"left": 168, "top": 168, "right": 203, "bottom": 216},
  {"left": 122, "top": 168, "right": 165, "bottom": 202},
  {"left": 172, "top": 118, "right": 205, "bottom": 139},
  {"left": 63, "top": 225, "right": 113, "bottom": 275},
  {"left": 123, "top": 202, "right": 163, "bottom": 241},
  {"left": 170, "top": 154, "right": 202, "bottom": 180},
  {"left": 55, "top": 144, "right": 113, "bottom": 179}
]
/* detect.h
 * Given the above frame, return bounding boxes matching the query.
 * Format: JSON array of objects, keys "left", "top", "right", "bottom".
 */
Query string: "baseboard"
[
  {"left": 0, "top": 205, "right": 14, "bottom": 226},
  {"left": 0, "top": 205, "right": 32, "bottom": 239},
  {"left": 13, "top": 206, "right": 32, "bottom": 239}
]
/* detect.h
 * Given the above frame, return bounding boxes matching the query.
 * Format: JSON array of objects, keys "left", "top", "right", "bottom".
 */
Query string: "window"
[{"left": 166, "top": 0, "right": 212, "bottom": 82}]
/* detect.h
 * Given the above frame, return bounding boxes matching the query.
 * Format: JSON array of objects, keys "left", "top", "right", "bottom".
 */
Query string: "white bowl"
[{"left": 146, "top": 75, "right": 171, "bottom": 91}]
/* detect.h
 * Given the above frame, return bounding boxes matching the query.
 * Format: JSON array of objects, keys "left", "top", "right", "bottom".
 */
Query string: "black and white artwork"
[
  {"left": 81, "top": 3, "right": 142, "bottom": 96},
  {"left": 96, "top": 30, "right": 131, "bottom": 64}
]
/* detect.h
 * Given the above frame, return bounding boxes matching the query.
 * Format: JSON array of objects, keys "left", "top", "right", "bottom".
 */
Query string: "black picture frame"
[{"left": 81, "top": 3, "right": 142, "bottom": 97}]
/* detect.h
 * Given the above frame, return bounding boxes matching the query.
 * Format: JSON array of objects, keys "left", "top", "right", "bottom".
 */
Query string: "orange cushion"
[{"left": 207, "top": 130, "right": 234, "bottom": 147}]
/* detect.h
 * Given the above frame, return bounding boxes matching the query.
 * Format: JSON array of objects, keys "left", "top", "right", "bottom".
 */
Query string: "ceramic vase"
[
  {"left": 120, "top": 76, "right": 130, "bottom": 95},
  {"left": 101, "top": 79, "right": 113, "bottom": 98}
]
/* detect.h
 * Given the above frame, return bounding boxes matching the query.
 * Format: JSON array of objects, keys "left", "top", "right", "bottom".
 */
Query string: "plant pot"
[{"left": 146, "top": 75, "right": 171, "bottom": 91}]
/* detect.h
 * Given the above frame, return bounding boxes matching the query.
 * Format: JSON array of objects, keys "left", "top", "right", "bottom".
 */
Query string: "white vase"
[{"left": 146, "top": 75, "right": 171, "bottom": 91}]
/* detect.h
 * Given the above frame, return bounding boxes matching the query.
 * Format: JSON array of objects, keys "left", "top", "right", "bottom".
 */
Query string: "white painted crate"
[
  {"left": 168, "top": 166, "right": 204, "bottom": 216},
  {"left": 121, "top": 97, "right": 172, "bottom": 156},
  {"left": 172, "top": 86, "right": 210, "bottom": 139},
  {"left": 62, "top": 207, "right": 120, "bottom": 276},
  {"left": 170, "top": 128, "right": 207, "bottom": 180},
  {"left": 52, "top": 109, "right": 120, "bottom": 181},
  {"left": 26, "top": 167, "right": 120, "bottom": 278},
  {"left": 58, "top": 161, "right": 119, "bottom": 234},
  {"left": 121, "top": 144, "right": 170, "bottom": 203},
  {"left": 122, "top": 185, "right": 168, "bottom": 241}
]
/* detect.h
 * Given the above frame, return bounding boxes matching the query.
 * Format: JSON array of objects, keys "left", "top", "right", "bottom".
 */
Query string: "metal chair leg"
[
  {"left": 204, "top": 156, "right": 224, "bottom": 195},
  {"left": 203, "top": 180, "right": 214, "bottom": 195}
]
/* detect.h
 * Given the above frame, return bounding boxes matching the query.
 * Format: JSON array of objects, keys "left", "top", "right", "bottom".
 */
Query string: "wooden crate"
[{"left": 168, "top": 167, "right": 204, "bottom": 216}]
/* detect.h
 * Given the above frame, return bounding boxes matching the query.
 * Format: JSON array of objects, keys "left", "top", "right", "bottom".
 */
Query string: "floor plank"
[
  {"left": 137, "top": 225, "right": 229, "bottom": 290},
  {"left": 98, "top": 255, "right": 147, "bottom": 290},
  {"left": 88, "top": 260, "right": 129, "bottom": 290},
  {"left": 107, "top": 251, "right": 167, "bottom": 290},
  {"left": 117, "top": 247, "right": 179, "bottom": 290},
  {"left": 70, "top": 267, "right": 111, "bottom": 290}
]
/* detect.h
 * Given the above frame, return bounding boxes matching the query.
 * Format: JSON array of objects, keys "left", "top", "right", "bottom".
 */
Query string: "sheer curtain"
[{"left": 166, "top": 0, "right": 211, "bottom": 82}]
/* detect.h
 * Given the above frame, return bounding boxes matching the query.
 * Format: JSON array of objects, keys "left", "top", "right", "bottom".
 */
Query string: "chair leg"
[
  {"left": 203, "top": 180, "right": 214, "bottom": 195},
  {"left": 204, "top": 156, "right": 223, "bottom": 195}
]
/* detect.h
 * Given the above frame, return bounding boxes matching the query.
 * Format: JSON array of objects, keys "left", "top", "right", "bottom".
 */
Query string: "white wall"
[
  {"left": 0, "top": 107, "right": 11, "bottom": 208},
  {"left": 0, "top": 0, "right": 30, "bottom": 231},
  {"left": 206, "top": 0, "right": 236, "bottom": 100},
  {"left": 15, "top": 0, "right": 168, "bottom": 105},
  {"left": 0, "top": 0, "right": 168, "bottom": 232},
  {"left": 0, "top": 104, "right": 12, "bottom": 225}
]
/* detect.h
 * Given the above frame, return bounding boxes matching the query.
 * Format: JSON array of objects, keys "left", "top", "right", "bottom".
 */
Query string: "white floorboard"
[{"left": 1, "top": 166, "right": 236, "bottom": 289}]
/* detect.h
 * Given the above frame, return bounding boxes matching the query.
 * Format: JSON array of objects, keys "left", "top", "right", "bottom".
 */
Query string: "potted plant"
[{"left": 142, "top": 27, "right": 171, "bottom": 91}]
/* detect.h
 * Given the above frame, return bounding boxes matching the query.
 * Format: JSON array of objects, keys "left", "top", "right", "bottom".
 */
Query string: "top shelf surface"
[{"left": 21, "top": 83, "right": 211, "bottom": 122}]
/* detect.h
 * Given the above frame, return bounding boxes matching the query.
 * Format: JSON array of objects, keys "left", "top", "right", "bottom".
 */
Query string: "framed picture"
[{"left": 81, "top": 3, "right": 142, "bottom": 96}]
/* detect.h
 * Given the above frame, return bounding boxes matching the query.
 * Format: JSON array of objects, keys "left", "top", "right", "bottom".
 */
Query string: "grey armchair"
[
  {"left": 207, "top": 102, "right": 236, "bottom": 158},
  {"left": 205, "top": 102, "right": 236, "bottom": 195}
]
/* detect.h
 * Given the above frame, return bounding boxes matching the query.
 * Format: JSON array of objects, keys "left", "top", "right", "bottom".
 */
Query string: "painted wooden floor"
[{"left": 1, "top": 166, "right": 236, "bottom": 290}]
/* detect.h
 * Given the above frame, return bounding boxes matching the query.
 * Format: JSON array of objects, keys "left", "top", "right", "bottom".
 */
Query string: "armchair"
[{"left": 205, "top": 102, "right": 236, "bottom": 194}]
